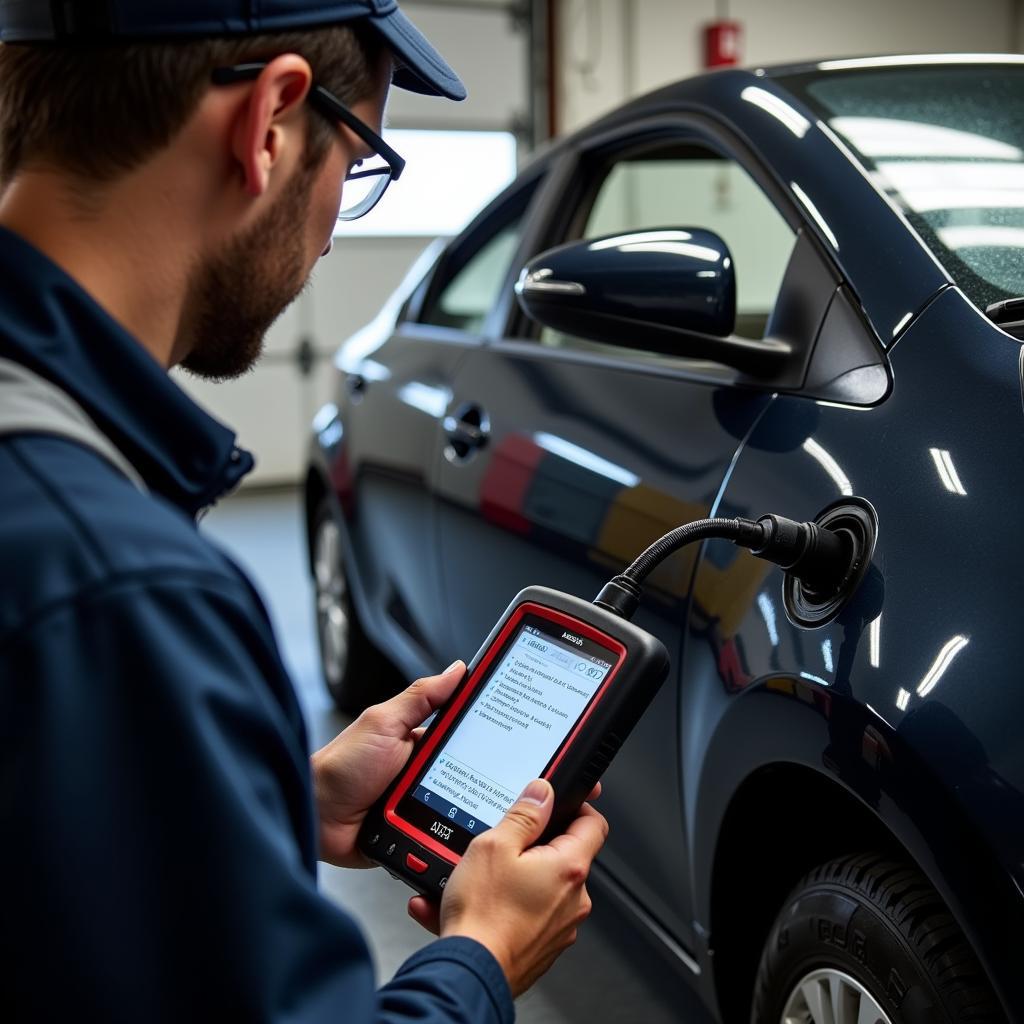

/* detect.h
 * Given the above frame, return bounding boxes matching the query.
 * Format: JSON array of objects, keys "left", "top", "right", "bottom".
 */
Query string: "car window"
[
  {"left": 419, "top": 182, "right": 538, "bottom": 334},
  {"left": 779, "top": 66, "right": 1024, "bottom": 312},
  {"left": 541, "top": 142, "right": 796, "bottom": 359}
]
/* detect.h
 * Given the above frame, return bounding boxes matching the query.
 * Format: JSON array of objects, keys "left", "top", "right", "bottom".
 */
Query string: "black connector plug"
[
  {"left": 594, "top": 574, "right": 642, "bottom": 619},
  {"left": 747, "top": 513, "right": 853, "bottom": 597}
]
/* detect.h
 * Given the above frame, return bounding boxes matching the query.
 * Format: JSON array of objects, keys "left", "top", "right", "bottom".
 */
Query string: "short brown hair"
[{"left": 0, "top": 24, "right": 384, "bottom": 183}]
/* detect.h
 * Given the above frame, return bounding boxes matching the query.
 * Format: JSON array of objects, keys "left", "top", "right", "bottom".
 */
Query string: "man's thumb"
[{"left": 496, "top": 779, "right": 553, "bottom": 849}]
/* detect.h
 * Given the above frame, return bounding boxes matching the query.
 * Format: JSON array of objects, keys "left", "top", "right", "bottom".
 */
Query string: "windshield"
[{"left": 777, "top": 64, "right": 1024, "bottom": 312}]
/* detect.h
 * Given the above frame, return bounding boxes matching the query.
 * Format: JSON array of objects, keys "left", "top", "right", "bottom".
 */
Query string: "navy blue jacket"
[{"left": 0, "top": 227, "right": 514, "bottom": 1024}]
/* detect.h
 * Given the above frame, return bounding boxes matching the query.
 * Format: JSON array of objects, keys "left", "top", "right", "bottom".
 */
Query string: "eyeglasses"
[{"left": 211, "top": 63, "right": 406, "bottom": 221}]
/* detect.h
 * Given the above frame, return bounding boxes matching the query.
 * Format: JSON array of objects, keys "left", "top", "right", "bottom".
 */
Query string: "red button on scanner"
[{"left": 405, "top": 853, "right": 429, "bottom": 874}]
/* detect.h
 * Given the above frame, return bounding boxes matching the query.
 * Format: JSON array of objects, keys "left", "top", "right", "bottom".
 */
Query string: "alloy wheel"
[{"left": 781, "top": 968, "right": 892, "bottom": 1024}]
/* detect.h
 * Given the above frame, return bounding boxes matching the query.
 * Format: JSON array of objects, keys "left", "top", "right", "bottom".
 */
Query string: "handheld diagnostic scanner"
[
  {"left": 357, "top": 586, "right": 668, "bottom": 898},
  {"left": 357, "top": 499, "right": 877, "bottom": 899}
]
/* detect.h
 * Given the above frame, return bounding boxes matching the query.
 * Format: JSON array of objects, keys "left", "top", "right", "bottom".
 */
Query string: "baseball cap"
[{"left": 0, "top": 0, "right": 466, "bottom": 100}]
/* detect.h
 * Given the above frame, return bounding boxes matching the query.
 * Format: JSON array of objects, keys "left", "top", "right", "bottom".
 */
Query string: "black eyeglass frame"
[{"left": 211, "top": 62, "right": 406, "bottom": 221}]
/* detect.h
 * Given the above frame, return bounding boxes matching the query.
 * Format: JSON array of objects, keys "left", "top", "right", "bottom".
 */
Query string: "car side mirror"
[{"left": 515, "top": 228, "right": 790, "bottom": 376}]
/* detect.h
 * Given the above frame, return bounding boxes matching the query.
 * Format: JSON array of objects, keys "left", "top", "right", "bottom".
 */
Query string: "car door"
[
  {"left": 337, "top": 173, "right": 546, "bottom": 683},
  {"left": 432, "top": 117, "right": 821, "bottom": 953}
]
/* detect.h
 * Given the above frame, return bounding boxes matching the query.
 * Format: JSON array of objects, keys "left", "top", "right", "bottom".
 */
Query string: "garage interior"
[{"left": 178, "top": 3, "right": 1023, "bottom": 1021}]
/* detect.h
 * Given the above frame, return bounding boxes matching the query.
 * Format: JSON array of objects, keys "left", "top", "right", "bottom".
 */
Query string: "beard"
[{"left": 178, "top": 163, "right": 318, "bottom": 381}]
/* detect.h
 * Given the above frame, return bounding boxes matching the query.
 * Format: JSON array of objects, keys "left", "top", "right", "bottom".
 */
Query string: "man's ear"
[{"left": 232, "top": 54, "right": 314, "bottom": 198}]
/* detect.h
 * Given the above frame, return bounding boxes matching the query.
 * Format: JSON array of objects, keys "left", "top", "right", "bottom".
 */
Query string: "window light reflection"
[{"left": 334, "top": 129, "right": 516, "bottom": 238}]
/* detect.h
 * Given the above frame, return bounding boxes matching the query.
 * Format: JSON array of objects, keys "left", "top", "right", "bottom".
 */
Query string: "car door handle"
[{"left": 444, "top": 403, "right": 490, "bottom": 461}]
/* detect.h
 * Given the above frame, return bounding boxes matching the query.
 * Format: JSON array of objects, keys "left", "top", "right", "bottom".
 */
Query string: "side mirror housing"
[{"left": 515, "top": 228, "right": 790, "bottom": 376}]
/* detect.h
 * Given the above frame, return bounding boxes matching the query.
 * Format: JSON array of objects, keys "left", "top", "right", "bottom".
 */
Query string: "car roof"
[{"left": 761, "top": 52, "right": 1024, "bottom": 77}]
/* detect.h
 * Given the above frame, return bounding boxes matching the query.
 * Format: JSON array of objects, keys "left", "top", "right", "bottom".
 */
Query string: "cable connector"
[
  {"left": 593, "top": 574, "right": 642, "bottom": 619},
  {"left": 747, "top": 513, "right": 853, "bottom": 597}
]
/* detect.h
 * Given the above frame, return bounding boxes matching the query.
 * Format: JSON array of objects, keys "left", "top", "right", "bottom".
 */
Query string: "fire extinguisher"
[{"left": 704, "top": 8, "right": 742, "bottom": 69}]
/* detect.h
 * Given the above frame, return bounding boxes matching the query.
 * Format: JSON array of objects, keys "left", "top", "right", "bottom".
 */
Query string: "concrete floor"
[{"left": 203, "top": 487, "right": 712, "bottom": 1024}]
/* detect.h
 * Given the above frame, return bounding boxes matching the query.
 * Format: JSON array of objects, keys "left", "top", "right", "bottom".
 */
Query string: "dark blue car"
[{"left": 306, "top": 55, "right": 1024, "bottom": 1023}]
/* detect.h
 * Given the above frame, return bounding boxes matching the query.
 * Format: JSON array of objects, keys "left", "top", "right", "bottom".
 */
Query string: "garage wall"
[{"left": 557, "top": 0, "right": 1022, "bottom": 133}]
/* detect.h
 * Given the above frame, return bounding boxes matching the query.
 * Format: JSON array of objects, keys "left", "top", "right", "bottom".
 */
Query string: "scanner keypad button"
[{"left": 405, "top": 853, "right": 429, "bottom": 874}]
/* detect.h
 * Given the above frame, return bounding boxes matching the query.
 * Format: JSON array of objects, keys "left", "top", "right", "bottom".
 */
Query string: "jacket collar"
[{"left": 0, "top": 226, "right": 253, "bottom": 516}]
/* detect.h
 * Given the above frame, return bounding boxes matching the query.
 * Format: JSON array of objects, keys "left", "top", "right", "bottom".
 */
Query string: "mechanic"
[{"left": 0, "top": 2, "right": 607, "bottom": 1021}]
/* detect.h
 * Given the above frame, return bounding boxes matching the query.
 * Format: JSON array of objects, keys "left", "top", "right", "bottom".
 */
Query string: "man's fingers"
[
  {"left": 493, "top": 779, "right": 554, "bottom": 851},
  {"left": 376, "top": 661, "right": 465, "bottom": 734},
  {"left": 407, "top": 895, "right": 441, "bottom": 935},
  {"left": 587, "top": 781, "right": 602, "bottom": 801}
]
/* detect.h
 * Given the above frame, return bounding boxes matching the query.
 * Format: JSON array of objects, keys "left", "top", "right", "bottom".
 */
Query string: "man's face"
[{"left": 179, "top": 68, "right": 389, "bottom": 382}]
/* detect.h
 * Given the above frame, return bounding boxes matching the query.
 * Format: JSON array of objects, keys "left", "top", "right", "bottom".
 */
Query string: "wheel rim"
[
  {"left": 313, "top": 517, "right": 349, "bottom": 687},
  {"left": 781, "top": 968, "right": 893, "bottom": 1024}
]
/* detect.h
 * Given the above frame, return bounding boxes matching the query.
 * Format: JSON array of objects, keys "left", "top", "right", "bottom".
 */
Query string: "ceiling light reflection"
[
  {"left": 938, "top": 226, "right": 1024, "bottom": 249},
  {"left": 618, "top": 241, "right": 721, "bottom": 261},
  {"left": 312, "top": 403, "right": 339, "bottom": 433},
  {"left": 831, "top": 117, "right": 1021, "bottom": 160},
  {"left": 916, "top": 635, "right": 969, "bottom": 697},
  {"left": 818, "top": 54, "right": 1024, "bottom": 71},
  {"left": 397, "top": 382, "right": 451, "bottom": 418},
  {"left": 757, "top": 592, "right": 779, "bottom": 646},
  {"left": 929, "top": 448, "right": 968, "bottom": 496},
  {"left": 590, "top": 230, "right": 693, "bottom": 251},
  {"left": 869, "top": 614, "right": 881, "bottom": 668},
  {"left": 896, "top": 687, "right": 911, "bottom": 711},
  {"left": 533, "top": 433, "right": 640, "bottom": 487},
  {"left": 892, "top": 312, "right": 913, "bottom": 338},
  {"left": 802, "top": 438, "right": 854, "bottom": 496},
  {"left": 741, "top": 86, "right": 811, "bottom": 138},
  {"left": 791, "top": 182, "right": 839, "bottom": 249}
]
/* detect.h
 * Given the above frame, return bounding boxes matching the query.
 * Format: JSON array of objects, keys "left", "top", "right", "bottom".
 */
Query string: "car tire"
[
  {"left": 751, "top": 852, "right": 1005, "bottom": 1024},
  {"left": 311, "top": 498, "right": 388, "bottom": 714}
]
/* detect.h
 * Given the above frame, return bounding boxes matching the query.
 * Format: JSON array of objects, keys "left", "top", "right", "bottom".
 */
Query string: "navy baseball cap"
[{"left": 0, "top": 0, "right": 466, "bottom": 99}]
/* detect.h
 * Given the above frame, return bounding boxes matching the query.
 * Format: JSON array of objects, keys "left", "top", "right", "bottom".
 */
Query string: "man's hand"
[
  {"left": 311, "top": 661, "right": 464, "bottom": 868},
  {"left": 408, "top": 779, "right": 609, "bottom": 997}
]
